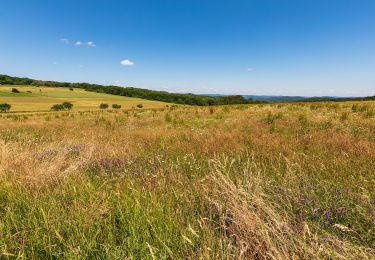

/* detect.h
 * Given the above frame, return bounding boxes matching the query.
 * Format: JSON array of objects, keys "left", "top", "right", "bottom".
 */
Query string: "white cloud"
[
  {"left": 121, "top": 59, "right": 134, "bottom": 66},
  {"left": 60, "top": 38, "right": 70, "bottom": 45},
  {"left": 87, "top": 41, "right": 96, "bottom": 47},
  {"left": 75, "top": 41, "right": 83, "bottom": 46}
]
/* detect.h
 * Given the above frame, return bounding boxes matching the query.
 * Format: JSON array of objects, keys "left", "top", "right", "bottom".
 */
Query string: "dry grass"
[
  {"left": 0, "top": 102, "right": 374, "bottom": 258},
  {"left": 0, "top": 85, "right": 169, "bottom": 112}
]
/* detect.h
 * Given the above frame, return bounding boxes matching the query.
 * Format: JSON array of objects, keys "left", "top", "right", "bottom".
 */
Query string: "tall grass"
[{"left": 0, "top": 102, "right": 374, "bottom": 258}]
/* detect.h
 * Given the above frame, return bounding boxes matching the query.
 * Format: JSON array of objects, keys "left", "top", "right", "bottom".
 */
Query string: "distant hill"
[
  {"left": 0, "top": 74, "right": 261, "bottom": 106},
  {"left": 203, "top": 94, "right": 375, "bottom": 102},
  {"left": 1, "top": 74, "right": 374, "bottom": 104}
]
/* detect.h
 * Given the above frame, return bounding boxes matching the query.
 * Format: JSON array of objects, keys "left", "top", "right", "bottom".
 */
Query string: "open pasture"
[
  {"left": 0, "top": 102, "right": 374, "bottom": 258},
  {"left": 0, "top": 85, "right": 168, "bottom": 112}
]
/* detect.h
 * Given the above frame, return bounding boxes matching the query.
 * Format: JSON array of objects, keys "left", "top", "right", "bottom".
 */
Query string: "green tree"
[
  {"left": 0, "top": 103, "right": 11, "bottom": 112},
  {"left": 62, "top": 102, "right": 73, "bottom": 110},
  {"left": 51, "top": 104, "right": 65, "bottom": 111},
  {"left": 100, "top": 103, "right": 109, "bottom": 109},
  {"left": 112, "top": 104, "right": 121, "bottom": 109}
]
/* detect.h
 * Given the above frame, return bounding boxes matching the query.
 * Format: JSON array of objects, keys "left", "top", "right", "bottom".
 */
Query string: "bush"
[
  {"left": 11, "top": 88, "right": 20, "bottom": 93},
  {"left": 62, "top": 102, "right": 73, "bottom": 110},
  {"left": 0, "top": 103, "right": 11, "bottom": 112},
  {"left": 112, "top": 104, "right": 122, "bottom": 109},
  {"left": 100, "top": 103, "right": 109, "bottom": 109},
  {"left": 51, "top": 104, "right": 65, "bottom": 111},
  {"left": 136, "top": 104, "right": 143, "bottom": 108},
  {"left": 69, "top": 88, "right": 74, "bottom": 91}
]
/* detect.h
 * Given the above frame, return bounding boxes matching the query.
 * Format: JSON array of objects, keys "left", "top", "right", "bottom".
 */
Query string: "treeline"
[
  {"left": 297, "top": 96, "right": 375, "bottom": 102},
  {"left": 0, "top": 74, "right": 263, "bottom": 106}
]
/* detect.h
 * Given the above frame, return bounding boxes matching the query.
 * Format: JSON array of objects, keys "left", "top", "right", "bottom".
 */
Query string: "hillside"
[
  {"left": 0, "top": 74, "right": 256, "bottom": 106},
  {"left": 0, "top": 85, "right": 168, "bottom": 112},
  {"left": 204, "top": 94, "right": 375, "bottom": 102}
]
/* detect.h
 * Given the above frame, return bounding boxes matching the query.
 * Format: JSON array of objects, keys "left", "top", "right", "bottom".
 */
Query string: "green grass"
[
  {"left": 0, "top": 85, "right": 170, "bottom": 112},
  {"left": 0, "top": 102, "right": 374, "bottom": 258}
]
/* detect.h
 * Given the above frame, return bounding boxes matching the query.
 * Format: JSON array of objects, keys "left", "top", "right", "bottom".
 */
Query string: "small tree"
[
  {"left": 136, "top": 104, "right": 143, "bottom": 108},
  {"left": 11, "top": 88, "right": 20, "bottom": 93},
  {"left": 100, "top": 103, "right": 109, "bottom": 109},
  {"left": 62, "top": 102, "right": 73, "bottom": 110},
  {"left": 51, "top": 104, "right": 65, "bottom": 111},
  {"left": 112, "top": 104, "right": 121, "bottom": 109},
  {"left": 0, "top": 103, "right": 11, "bottom": 113}
]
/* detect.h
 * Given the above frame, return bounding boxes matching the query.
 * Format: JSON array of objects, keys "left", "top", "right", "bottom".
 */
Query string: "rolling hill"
[{"left": 0, "top": 85, "right": 168, "bottom": 112}]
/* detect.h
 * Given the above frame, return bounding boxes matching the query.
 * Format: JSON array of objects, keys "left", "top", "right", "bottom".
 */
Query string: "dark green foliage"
[
  {"left": 100, "top": 103, "right": 109, "bottom": 109},
  {"left": 51, "top": 102, "right": 73, "bottom": 111},
  {"left": 12, "top": 88, "right": 20, "bottom": 93},
  {"left": 50, "top": 104, "right": 65, "bottom": 111},
  {"left": 298, "top": 96, "right": 375, "bottom": 102},
  {"left": 112, "top": 104, "right": 121, "bottom": 109},
  {"left": 69, "top": 88, "right": 74, "bottom": 91},
  {"left": 136, "top": 104, "right": 143, "bottom": 108},
  {"left": 62, "top": 102, "right": 73, "bottom": 110},
  {"left": 0, "top": 103, "right": 11, "bottom": 112}
]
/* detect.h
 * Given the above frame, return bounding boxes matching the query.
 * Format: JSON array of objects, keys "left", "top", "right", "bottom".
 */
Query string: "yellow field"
[{"left": 0, "top": 85, "right": 169, "bottom": 112}]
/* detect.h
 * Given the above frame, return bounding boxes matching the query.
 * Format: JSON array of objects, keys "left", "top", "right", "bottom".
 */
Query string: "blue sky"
[{"left": 1, "top": 0, "right": 375, "bottom": 96}]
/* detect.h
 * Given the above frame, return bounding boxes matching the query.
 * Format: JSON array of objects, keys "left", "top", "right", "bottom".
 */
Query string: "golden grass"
[
  {"left": 0, "top": 102, "right": 374, "bottom": 258},
  {"left": 0, "top": 85, "right": 169, "bottom": 112}
]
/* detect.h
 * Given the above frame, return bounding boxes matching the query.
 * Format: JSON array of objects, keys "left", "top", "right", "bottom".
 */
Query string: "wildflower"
[
  {"left": 323, "top": 235, "right": 328, "bottom": 242},
  {"left": 324, "top": 212, "right": 331, "bottom": 225}
]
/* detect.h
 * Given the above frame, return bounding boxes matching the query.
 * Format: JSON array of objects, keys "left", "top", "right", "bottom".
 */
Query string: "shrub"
[
  {"left": 62, "top": 102, "right": 73, "bottom": 110},
  {"left": 65, "top": 102, "right": 74, "bottom": 110},
  {"left": 0, "top": 103, "right": 11, "bottom": 112},
  {"left": 11, "top": 88, "right": 20, "bottom": 93},
  {"left": 136, "top": 104, "right": 143, "bottom": 108},
  {"left": 112, "top": 104, "right": 122, "bottom": 109},
  {"left": 51, "top": 104, "right": 65, "bottom": 111},
  {"left": 100, "top": 103, "right": 109, "bottom": 109},
  {"left": 69, "top": 88, "right": 74, "bottom": 91}
]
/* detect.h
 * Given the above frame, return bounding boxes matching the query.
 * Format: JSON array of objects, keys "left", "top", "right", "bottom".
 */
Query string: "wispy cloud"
[
  {"left": 61, "top": 39, "right": 96, "bottom": 48},
  {"left": 87, "top": 41, "right": 96, "bottom": 47},
  {"left": 121, "top": 59, "right": 134, "bottom": 66},
  {"left": 60, "top": 38, "right": 70, "bottom": 45}
]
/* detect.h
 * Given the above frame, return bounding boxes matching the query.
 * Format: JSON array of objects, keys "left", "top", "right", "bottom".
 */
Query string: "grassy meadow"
[
  {"left": 0, "top": 101, "right": 374, "bottom": 258},
  {"left": 0, "top": 85, "right": 168, "bottom": 112}
]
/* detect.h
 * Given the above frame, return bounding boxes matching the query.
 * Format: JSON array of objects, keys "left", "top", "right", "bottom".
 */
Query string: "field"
[
  {"left": 0, "top": 85, "right": 168, "bottom": 112},
  {"left": 0, "top": 101, "right": 374, "bottom": 258}
]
